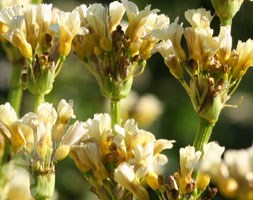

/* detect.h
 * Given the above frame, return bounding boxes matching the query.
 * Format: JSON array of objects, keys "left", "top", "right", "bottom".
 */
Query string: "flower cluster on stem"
[
  {"left": 70, "top": 113, "right": 175, "bottom": 200},
  {"left": 0, "top": 100, "right": 86, "bottom": 200}
]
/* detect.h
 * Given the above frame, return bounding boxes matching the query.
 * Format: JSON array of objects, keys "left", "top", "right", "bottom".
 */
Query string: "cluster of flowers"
[
  {"left": 0, "top": 100, "right": 85, "bottom": 199},
  {"left": 71, "top": 113, "right": 174, "bottom": 200},
  {"left": 154, "top": 8, "right": 253, "bottom": 125}
]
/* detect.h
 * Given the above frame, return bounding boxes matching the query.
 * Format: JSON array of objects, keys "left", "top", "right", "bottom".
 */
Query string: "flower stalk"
[
  {"left": 110, "top": 99, "right": 121, "bottom": 128},
  {"left": 193, "top": 118, "right": 214, "bottom": 151},
  {"left": 7, "top": 62, "right": 23, "bottom": 115},
  {"left": 34, "top": 94, "right": 45, "bottom": 111}
]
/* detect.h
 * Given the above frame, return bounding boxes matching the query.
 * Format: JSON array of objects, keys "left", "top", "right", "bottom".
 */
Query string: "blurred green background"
[{"left": 0, "top": 0, "right": 253, "bottom": 199}]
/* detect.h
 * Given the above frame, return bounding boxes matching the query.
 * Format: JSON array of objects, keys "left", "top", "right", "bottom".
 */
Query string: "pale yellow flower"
[
  {"left": 55, "top": 10, "right": 88, "bottom": 56},
  {"left": 60, "top": 121, "right": 86, "bottom": 146},
  {"left": 10, "top": 121, "right": 34, "bottom": 153},
  {"left": 129, "top": 139, "right": 174, "bottom": 189},
  {"left": 153, "top": 17, "right": 185, "bottom": 61},
  {"left": 84, "top": 113, "right": 112, "bottom": 156},
  {"left": 54, "top": 121, "right": 87, "bottom": 161},
  {"left": 196, "top": 142, "right": 225, "bottom": 191},
  {"left": 232, "top": 39, "right": 253, "bottom": 78},
  {"left": 109, "top": 1, "right": 125, "bottom": 32},
  {"left": 185, "top": 26, "right": 214, "bottom": 63},
  {"left": 179, "top": 146, "right": 201, "bottom": 177},
  {"left": 36, "top": 102, "right": 57, "bottom": 126},
  {"left": 24, "top": 5, "right": 38, "bottom": 49},
  {"left": 200, "top": 142, "right": 225, "bottom": 173},
  {"left": 75, "top": 4, "right": 87, "bottom": 22},
  {"left": 113, "top": 119, "right": 155, "bottom": 159},
  {"left": 56, "top": 99, "right": 75, "bottom": 124},
  {"left": 185, "top": 8, "right": 213, "bottom": 29},
  {"left": 114, "top": 162, "right": 149, "bottom": 200},
  {"left": 218, "top": 26, "right": 232, "bottom": 62},
  {"left": 70, "top": 142, "right": 107, "bottom": 180},
  {"left": 3, "top": 15, "right": 33, "bottom": 58},
  {"left": 208, "top": 146, "right": 253, "bottom": 199},
  {"left": 36, "top": 4, "right": 52, "bottom": 39},
  {"left": 0, "top": 103, "right": 17, "bottom": 128},
  {"left": 155, "top": 40, "right": 183, "bottom": 79},
  {"left": 122, "top": 0, "right": 158, "bottom": 42},
  {"left": 174, "top": 145, "right": 202, "bottom": 194}
]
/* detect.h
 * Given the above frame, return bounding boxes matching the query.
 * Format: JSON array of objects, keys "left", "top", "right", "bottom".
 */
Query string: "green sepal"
[
  {"left": 198, "top": 94, "right": 223, "bottom": 125},
  {"left": 27, "top": 67, "right": 54, "bottom": 96},
  {"left": 101, "top": 76, "right": 133, "bottom": 101},
  {"left": 30, "top": 172, "right": 55, "bottom": 200}
]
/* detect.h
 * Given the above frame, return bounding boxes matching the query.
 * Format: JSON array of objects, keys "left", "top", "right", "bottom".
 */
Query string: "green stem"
[
  {"left": 32, "top": 0, "right": 43, "bottom": 4},
  {"left": 7, "top": 62, "right": 23, "bottom": 115},
  {"left": 55, "top": 56, "right": 66, "bottom": 77},
  {"left": 34, "top": 94, "right": 45, "bottom": 112},
  {"left": 110, "top": 99, "right": 121, "bottom": 128},
  {"left": 193, "top": 117, "right": 214, "bottom": 152},
  {"left": 220, "top": 18, "right": 232, "bottom": 26}
]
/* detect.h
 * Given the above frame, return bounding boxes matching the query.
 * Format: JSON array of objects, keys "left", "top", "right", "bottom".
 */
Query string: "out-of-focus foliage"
[{"left": 0, "top": 0, "right": 252, "bottom": 199}]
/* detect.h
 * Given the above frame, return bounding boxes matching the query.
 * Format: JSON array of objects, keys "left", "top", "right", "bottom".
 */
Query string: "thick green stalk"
[
  {"left": 110, "top": 100, "right": 121, "bottom": 128},
  {"left": 193, "top": 117, "right": 214, "bottom": 151},
  {"left": 7, "top": 63, "right": 23, "bottom": 115},
  {"left": 34, "top": 94, "right": 45, "bottom": 111}
]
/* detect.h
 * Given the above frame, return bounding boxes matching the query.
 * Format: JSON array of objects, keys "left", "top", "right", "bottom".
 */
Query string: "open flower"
[
  {"left": 114, "top": 162, "right": 149, "bottom": 200},
  {"left": 174, "top": 145, "right": 201, "bottom": 194},
  {"left": 113, "top": 119, "right": 155, "bottom": 159},
  {"left": 54, "top": 10, "right": 88, "bottom": 56},
  {"left": 197, "top": 142, "right": 225, "bottom": 190},
  {"left": 129, "top": 139, "right": 174, "bottom": 189},
  {"left": 70, "top": 142, "right": 107, "bottom": 180}
]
